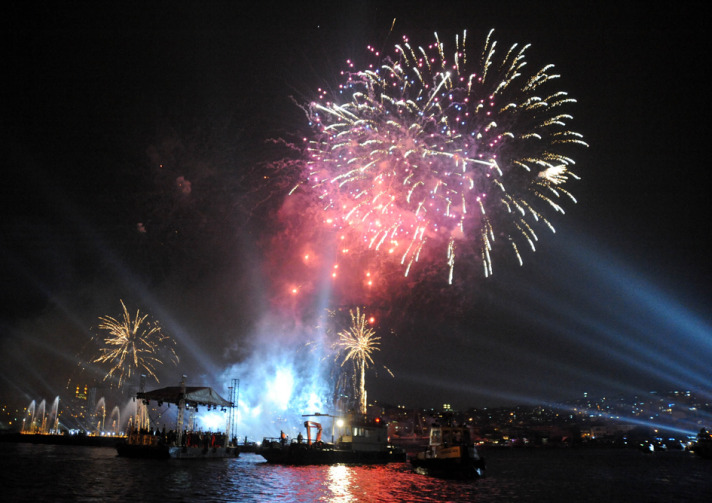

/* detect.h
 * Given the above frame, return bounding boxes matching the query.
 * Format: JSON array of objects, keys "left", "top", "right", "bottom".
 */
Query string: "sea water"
[{"left": 2, "top": 443, "right": 711, "bottom": 502}]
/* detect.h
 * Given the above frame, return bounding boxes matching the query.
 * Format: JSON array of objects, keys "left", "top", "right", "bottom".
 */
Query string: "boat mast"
[
  {"left": 176, "top": 375, "right": 186, "bottom": 446},
  {"left": 227, "top": 378, "right": 239, "bottom": 440}
]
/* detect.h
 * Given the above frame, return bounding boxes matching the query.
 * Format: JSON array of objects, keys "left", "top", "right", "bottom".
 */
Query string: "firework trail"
[
  {"left": 93, "top": 300, "right": 179, "bottom": 388},
  {"left": 298, "top": 29, "right": 587, "bottom": 282},
  {"left": 335, "top": 307, "right": 381, "bottom": 414}
]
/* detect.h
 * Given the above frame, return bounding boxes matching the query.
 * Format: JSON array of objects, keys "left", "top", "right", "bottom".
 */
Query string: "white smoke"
[{"left": 219, "top": 316, "right": 336, "bottom": 443}]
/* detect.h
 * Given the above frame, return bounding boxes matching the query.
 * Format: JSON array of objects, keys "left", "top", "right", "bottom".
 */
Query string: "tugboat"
[
  {"left": 258, "top": 413, "right": 405, "bottom": 465},
  {"left": 410, "top": 422, "right": 486, "bottom": 479},
  {"left": 116, "top": 377, "right": 240, "bottom": 459}
]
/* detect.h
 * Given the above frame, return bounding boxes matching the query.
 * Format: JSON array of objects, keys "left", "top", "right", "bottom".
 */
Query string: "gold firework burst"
[
  {"left": 93, "top": 300, "right": 178, "bottom": 388},
  {"left": 335, "top": 307, "right": 380, "bottom": 414}
]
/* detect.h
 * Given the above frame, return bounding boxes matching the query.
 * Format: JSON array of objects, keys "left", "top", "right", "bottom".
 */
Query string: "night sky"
[{"left": 2, "top": 2, "right": 709, "bottom": 416}]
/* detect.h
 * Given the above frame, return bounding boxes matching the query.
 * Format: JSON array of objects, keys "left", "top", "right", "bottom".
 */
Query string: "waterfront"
[{"left": 3, "top": 443, "right": 711, "bottom": 502}]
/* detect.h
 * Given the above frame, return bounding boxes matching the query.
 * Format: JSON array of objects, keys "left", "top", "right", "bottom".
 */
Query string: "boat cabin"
[
  {"left": 429, "top": 425, "right": 471, "bottom": 447},
  {"left": 337, "top": 418, "right": 388, "bottom": 452}
]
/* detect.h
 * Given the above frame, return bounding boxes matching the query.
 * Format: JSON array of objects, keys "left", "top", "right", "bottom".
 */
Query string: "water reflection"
[
  {"left": 4, "top": 445, "right": 712, "bottom": 502},
  {"left": 242, "top": 457, "right": 453, "bottom": 502},
  {"left": 327, "top": 465, "right": 352, "bottom": 502}
]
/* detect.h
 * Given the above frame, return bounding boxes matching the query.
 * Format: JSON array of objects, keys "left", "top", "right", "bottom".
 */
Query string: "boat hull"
[
  {"left": 694, "top": 440, "right": 712, "bottom": 459},
  {"left": 116, "top": 441, "right": 239, "bottom": 459},
  {"left": 258, "top": 441, "right": 405, "bottom": 465},
  {"left": 410, "top": 445, "right": 486, "bottom": 479},
  {"left": 168, "top": 445, "right": 239, "bottom": 459},
  {"left": 410, "top": 455, "right": 485, "bottom": 479}
]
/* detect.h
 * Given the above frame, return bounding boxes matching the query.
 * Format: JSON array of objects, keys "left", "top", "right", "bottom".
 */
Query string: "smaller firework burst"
[
  {"left": 93, "top": 300, "right": 179, "bottom": 388},
  {"left": 335, "top": 307, "right": 381, "bottom": 415}
]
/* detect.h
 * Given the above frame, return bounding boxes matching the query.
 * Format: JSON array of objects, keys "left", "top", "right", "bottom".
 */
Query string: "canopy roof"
[{"left": 137, "top": 386, "right": 232, "bottom": 408}]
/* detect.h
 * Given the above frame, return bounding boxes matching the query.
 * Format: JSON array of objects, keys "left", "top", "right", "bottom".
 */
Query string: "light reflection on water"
[
  {"left": 244, "top": 455, "right": 482, "bottom": 502},
  {"left": 3, "top": 443, "right": 712, "bottom": 502},
  {"left": 326, "top": 464, "right": 351, "bottom": 502}
]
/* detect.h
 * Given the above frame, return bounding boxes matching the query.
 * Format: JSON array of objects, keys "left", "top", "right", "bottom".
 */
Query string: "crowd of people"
[{"left": 127, "top": 427, "right": 236, "bottom": 448}]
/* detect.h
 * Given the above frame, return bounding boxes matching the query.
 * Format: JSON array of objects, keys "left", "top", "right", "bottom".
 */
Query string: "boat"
[
  {"left": 410, "top": 423, "right": 486, "bottom": 479},
  {"left": 258, "top": 413, "right": 406, "bottom": 465},
  {"left": 693, "top": 428, "right": 712, "bottom": 459},
  {"left": 116, "top": 378, "right": 239, "bottom": 459}
]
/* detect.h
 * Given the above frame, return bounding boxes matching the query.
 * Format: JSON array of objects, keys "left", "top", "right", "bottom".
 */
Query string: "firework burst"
[
  {"left": 299, "top": 29, "right": 587, "bottom": 282},
  {"left": 93, "top": 300, "right": 179, "bottom": 388},
  {"left": 334, "top": 307, "right": 381, "bottom": 414}
]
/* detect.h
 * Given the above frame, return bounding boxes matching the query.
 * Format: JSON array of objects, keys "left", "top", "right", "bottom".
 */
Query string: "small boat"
[
  {"left": 258, "top": 413, "right": 405, "bottom": 465},
  {"left": 410, "top": 423, "right": 486, "bottom": 479},
  {"left": 694, "top": 428, "right": 712, "bottom": 459},
  {"left": 116, "top": 378, "right": 239, "bottom": 459}
]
